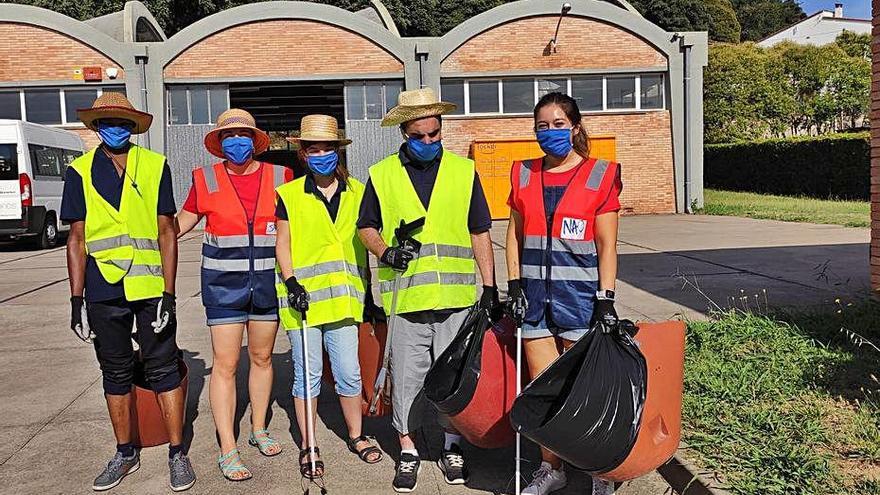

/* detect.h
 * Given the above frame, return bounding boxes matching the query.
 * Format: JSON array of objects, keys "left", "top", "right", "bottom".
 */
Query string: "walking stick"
[{"left": 300, "top": 311, "right": 326, "bottom": 494}]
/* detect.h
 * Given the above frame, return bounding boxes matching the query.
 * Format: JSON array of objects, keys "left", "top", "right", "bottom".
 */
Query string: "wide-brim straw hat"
[
  {"left": 286, "top": 114, "right": 351, "bottom": 148},
  {"left": 77, "top": 92, "right": 153, "bottom": 134},
  {"left": 381, "top": 87, "right": 457, "bottom": 127},
  {"left": 204, "top": 109, "right": 270, "bottom": 159}
]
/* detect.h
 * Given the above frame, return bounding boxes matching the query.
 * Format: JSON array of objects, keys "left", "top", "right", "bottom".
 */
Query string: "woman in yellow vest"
[{"left": 275, "top": 115, "right": 384, "bottom": 479}]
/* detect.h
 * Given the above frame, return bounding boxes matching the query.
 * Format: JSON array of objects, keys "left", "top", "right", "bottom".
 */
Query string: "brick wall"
[
  {"left": 443, "top": 111, "right": 675, "bottom": 214},
  {"left": 0, "top": 23, "right": 123, "bottom": 82},
  {"left": 165, "top": 20, "right": 403, "bottom": 79},
  {"left": 442, "top": 15, "right": 667, "bottom": 73},
  {"left": 872, "top": 0, "right": 880, "bottom": 293},
  {"left": 72, "top": 128, "right": 100, "bottom": 149}
]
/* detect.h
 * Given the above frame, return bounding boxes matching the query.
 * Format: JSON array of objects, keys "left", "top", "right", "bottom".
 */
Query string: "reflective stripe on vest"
[
  {"left": 510, "top": 157, "right": 619, "bottom": 328},
  {"left": 71, "top": 146, "right": 166, "bottom": 301},
  {"left": 275, "top": 177, "right": 368, "bottom": 330},
  {"left": 193, "top": 162, "right": 286, "bottom": 309},
  {"left": 370, "top": 151, "right": 477, "bottom": 314}
]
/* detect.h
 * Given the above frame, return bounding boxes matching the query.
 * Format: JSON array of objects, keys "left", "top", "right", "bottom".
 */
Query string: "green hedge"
[{"left": 704, "top": 133, "right": 870, "bottom": 200}]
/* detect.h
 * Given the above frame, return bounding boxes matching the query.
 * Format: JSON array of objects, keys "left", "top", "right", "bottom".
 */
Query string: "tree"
[
  {"left": 835, "top": 30, "right": 871, "bottom": 59},
  {"left": 731, "top": 0, "right": 804, "bottom": 42},
  {"left": 628, "top": 0, "right": 712, "bottom": 32},
  {"left": 705, "top": 0, "right": 740, "bottom": 43}
]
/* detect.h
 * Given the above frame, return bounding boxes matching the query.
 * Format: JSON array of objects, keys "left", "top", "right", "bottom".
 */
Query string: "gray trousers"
[{"left": 390, "top": 307, "right": 469, "bottom": 435}]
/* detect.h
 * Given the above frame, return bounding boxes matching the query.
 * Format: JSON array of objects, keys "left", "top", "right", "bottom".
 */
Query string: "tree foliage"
[
  {"left": 730, "top": 0, "right": 804, "bottom": 42},
  {"left": 835, "top": 30, "right": 871, "bottom": 59},
  {"left": 705, "top": 0, "right": 741, "bottom": 43},
  {"left": 628, "top": 0, "right": 712, "bottom": 32}
]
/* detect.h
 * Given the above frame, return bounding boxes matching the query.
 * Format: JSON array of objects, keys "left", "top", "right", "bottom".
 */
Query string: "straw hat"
[
  {"left": 286, "top": 114, "right": 351, "bottom": 148},
  {"left": 204, "top": 109, "right": 270, "bottom": 159},
  {"left": 381, "top": 87, "right": 457, "bottom": 127},
  {"left": 77, "top": 92, "right": 153, "bottom": 134}
]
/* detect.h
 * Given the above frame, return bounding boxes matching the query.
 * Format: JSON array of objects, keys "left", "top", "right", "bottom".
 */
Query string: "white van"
[{"left": 0, "top": 120, "right": 85, "bottom": 249}]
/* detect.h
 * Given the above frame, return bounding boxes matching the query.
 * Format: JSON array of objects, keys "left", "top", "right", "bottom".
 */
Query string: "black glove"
[
  {"left": 479, "top": 285, "right": 499, "bottom": 312},
  {"left": 285, "top": 276, "right": 310, "bottom": 313},
  {"left": 593, "top": 298, "right": 619, "bottom": 332},
  {"left": 70, "top": 296, "right": 94, "bottom": 343},
  {"left": 505, "top": 279, "right": 528, "bottom": 324},
  {"left": 381, "top": 246, "right": 415, "bottom": 272},
  {"left": 152, "top": 292, "right": 177, "bottom": 334},
  {"left": 362, "top": 291, "right": 386, "bottom": 324}
]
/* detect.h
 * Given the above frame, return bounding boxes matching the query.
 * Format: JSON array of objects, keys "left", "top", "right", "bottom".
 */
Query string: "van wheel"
[{"left": 34, "top": 215, "right": 58, "bottom": 249}]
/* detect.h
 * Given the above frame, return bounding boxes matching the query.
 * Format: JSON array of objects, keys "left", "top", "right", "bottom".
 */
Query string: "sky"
[{"left": 798, "top": 0, "right": 870, "bottom": 19}]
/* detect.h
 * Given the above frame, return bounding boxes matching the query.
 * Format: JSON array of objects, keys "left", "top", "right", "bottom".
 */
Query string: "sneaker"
[
  {"left": 437, "top": 444, "right": 468, "bottom": 484},
  {"left": 92, "top": 450, "right": 140, "bottom": 491},
  {"left": 521, "top": 462, "right": 566, "bottom": 495},
  {"left": 168, "top": 452, "right": 196, "bottom": 492},
  {"left": 392, "top": 453, "right": 421, "bottom": 493},
  {"left": 591, "top": 476, "right": 615, "bottom": 495}
]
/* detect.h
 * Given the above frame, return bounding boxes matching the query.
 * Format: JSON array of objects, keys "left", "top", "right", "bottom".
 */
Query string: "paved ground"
[{"left": 0, "top": 215, "right": 870, "bottom": 494}]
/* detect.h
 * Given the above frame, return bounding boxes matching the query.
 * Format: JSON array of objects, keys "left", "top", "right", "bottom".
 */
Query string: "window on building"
[
  {"left": 537, "top": 78, "right": 567, "bottom": 99},
  {"left": 29, "top": 145, "right": 63, "bottom": 178},
  {"left": 640, "top": 74, "right": 664, "bottom": 110},
  {"left": 468, "top": 80, "right": 500, "bottom": 114},
  {"left": 25, "top": 90, "right": 62, "bottom": 125},
  {"left": 344, "top": 80, "right": 406, "bottom": 122},
  {"left": 607, "top": 76, "right": 636, "bottom": 110},
  {"left": 502, "top": 79, "right": 535, "bottom": 114},
  {"left": 571, "top": 77, "right": 603, "bottom": 111},
  {"left": 166, "top": 85, "right": 228, "bottom": 126},
  {"left": 0, "top": 92, "right": 21, "bottom": 120},
  {"left": 440, "top": 79, "right": 465, "bottom": 115},
  {"left": 64, "top": 89, "right": 99, "bottom": 124}
]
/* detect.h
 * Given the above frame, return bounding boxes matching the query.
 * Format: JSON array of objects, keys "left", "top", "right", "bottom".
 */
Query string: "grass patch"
[
  {"left": 697, "top": 189, "right": 870, "bottom": 228},
  {"left": 683, "top": 300, "right": 880, "bottom": 494}
]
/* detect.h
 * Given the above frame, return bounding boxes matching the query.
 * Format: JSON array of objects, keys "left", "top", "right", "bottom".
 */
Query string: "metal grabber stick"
[
  {"left": 515, "top": 322, "right": 523, "bottom": 495},
  {"left": 300, "top": 310, "right": 325, "bottom": 493}
]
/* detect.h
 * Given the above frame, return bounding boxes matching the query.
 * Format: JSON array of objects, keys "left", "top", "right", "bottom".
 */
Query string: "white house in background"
[{"left": 757, "top": 3, "right": 870, "bottom": 47}]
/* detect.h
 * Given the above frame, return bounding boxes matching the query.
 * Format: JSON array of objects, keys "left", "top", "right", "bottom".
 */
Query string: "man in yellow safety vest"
[
  {"left": 357, "top": 88, "right": 497, "bottom": 493},
  {"left": 61, "top": 93, "right": 194, "bottom": 492}
]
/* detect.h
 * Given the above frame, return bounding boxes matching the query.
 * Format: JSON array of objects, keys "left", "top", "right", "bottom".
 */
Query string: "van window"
[
  {"left": 29, "top": 145, "right": 63, "bottom": 178},
  {"left": 0, "top": 144, "right": 17, "bottom": 180},
  {"left": 62, "top": 149, "right": 82, "bottom": 178}
]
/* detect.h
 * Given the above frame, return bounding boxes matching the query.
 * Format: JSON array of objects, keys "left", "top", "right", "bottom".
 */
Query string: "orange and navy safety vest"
[
  {"left": 509, "top": 157, "right": 620, "bottom": 328},
  {"left": 192, "top": 162, "right": 288, "bottom": 309}
]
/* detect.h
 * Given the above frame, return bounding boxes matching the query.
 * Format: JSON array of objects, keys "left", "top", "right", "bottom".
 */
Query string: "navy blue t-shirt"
[
  {"left": 275, "top": 174, "right": 347, "bottom": 223},
  {"left": 60, "top": 146, "right": 176, "bottom": 302}
]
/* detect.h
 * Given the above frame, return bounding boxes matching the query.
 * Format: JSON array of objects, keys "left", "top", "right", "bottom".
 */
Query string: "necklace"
[{"left": 101, "top": 146, "right": 141, "bottom": 195}]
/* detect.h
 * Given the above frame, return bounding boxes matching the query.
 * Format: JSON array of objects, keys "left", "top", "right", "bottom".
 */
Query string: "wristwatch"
[{"left": 596, "top": 289, "right": 616, "bottom": 301}]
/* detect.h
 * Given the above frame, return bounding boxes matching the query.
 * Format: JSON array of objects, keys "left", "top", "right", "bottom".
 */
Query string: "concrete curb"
[{"left": 657, "top": 453, "right": 732, "bottom": 495}]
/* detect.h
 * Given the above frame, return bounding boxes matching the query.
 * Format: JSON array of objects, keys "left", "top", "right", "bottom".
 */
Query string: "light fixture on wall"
[{"left": 548, "top": 3, "right": 572, "bottom": 54}]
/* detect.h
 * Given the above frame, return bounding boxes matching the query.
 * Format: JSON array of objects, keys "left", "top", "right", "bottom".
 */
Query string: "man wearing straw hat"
[
  {"left": 61, "top": 93, "right": 195, "bottom": 492},
  {"left": 358, "top": 87, "right": 497, "bottom": 492}
]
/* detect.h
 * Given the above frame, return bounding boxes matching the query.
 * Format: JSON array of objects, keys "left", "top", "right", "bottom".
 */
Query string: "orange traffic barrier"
[
  {"left": 600, "top": 320, "right": 686, "bottom": 482},
  {"left": 131, "top": 359, "right": 189, "bottom": 448}
]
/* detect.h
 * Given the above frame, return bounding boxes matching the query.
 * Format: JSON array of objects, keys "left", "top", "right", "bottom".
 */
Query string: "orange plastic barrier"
[
  {"left": 600, "top": 320, "right": 686, "bottom": 482},
  {"left": 322, "top": 321, "right": 391, "bottom": 417},
  {"left": 470, "top": 136, "right": 616, "bottom": 219},
  {"left": 131, "top": 360, "right": 189, "bottom": 448}
]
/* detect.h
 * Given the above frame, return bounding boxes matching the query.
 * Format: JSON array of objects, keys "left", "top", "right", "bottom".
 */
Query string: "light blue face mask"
[
  {"left": 407, "top": 137, "right": 443, "bottom": 162},
  {"left": 222, "top": 136, "right": 254, "bottom": 165},
  {"left": 307, "top": 151, "right": 339, "bottom": 176},
  {"left": 97, "top": 122, "right": 132, "bottom": 150},
  {"left": 536, "top": 128, "right": 573, "bottom": 158}
]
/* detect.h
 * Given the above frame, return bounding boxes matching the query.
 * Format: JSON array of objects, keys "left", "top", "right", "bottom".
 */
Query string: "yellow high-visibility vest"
[
  {"left": 275, "top": 177, "right": 368, "bottom": 330},
  {"left": 369, "top": 151, "right": 477, "bottom": 314},
  {"left": 71, "top": 145, "right": 166, "bottom": 301}
]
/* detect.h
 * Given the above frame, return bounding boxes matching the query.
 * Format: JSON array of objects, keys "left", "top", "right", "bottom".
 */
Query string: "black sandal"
[
  {"left": 299, "top": 447, "right": 325, "bottom": 479},
  {"left": 346, "top": 435, "right": 383, "bottom": 464}
]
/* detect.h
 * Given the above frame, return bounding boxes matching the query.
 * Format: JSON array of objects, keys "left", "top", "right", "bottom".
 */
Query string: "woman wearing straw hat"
[
  {"left": 275, "top": 114, "right": 385, "bottom": 480},
  {"left": 61, "top": 92, "right": 195, "bottom": 491},
  {"left": 176, "top": 109, "right": 290, "bottom": 481}
]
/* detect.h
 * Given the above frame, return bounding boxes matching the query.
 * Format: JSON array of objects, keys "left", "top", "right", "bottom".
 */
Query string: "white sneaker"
[
  {"left": 591, "top": 476, "right": 616, "bottom": 495},
  {"left": 521, "top": 462, "right": 567, "bottom": 495}
]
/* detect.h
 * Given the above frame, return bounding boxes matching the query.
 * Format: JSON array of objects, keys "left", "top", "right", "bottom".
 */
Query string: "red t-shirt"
[
  {"left": 507, "top": 159, "right": 622, "bottom": 214},
  {"left": 183, "top": 163, "right": 294, "bottom": 220}
]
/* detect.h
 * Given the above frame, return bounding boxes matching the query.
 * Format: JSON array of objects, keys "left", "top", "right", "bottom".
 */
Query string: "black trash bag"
[
  {"left": 509, "top": 320, "right": 647, "bottom": 473},
  {"left": 424, "top": 305, "right": 491, "bottom": 416}
]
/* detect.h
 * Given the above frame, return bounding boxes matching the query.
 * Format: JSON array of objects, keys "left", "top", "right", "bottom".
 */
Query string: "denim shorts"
[
  {"left": 522, "top": 312, "right": 588, "bottom": 342},
  {"left": 287, "top": 319, "right": 362, "bottom": 399},
  {"left": 205, "top": 304, "right": 278, "bottom": 326}
]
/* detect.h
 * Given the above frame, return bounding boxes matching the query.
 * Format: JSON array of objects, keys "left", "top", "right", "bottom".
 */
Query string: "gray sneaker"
[
  {"left": 92, "top": 451, "right": 140, "bottom": 491},
  {"left": 169, "top": 452, "right": 196, "bottom": 492}
]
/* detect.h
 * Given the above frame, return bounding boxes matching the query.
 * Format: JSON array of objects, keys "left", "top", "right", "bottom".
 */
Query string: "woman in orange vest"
[
  {"left": 505, "top": 93, "right": 622, "bottom": 495},
  {"left": 176, "top": 109, "right": 291, "bottom": 482}
]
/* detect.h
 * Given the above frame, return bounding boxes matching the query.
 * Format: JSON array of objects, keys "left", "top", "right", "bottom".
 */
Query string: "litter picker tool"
[
  {"left": 368, "top": 217, "right": 425, "bottom": 415},
  {"left": 515, "top": 322, "right": 523, "bottom": 495},
  {"left": 299, "top": 310, "right": 327, "bottom": 495}
]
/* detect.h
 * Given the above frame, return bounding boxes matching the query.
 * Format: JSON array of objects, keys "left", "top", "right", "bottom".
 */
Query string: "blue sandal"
[
  {"left": 248, "top": 429, "right": 283, "bottom": 457},
  {"left": 218, "top": 448, "right": 252, "bottom": 481}
]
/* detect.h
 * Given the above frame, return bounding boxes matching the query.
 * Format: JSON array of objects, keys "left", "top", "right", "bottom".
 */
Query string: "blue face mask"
[
  {"left": 97, "top": 123, "right": 132, "bottom": 150},
  {"left": 407, "top": 137, "right": 443, "bottom": 162},
  {"left": 222, "top": 136, "right": 254, "bottom": 165},
  {"left": 536, "top": 128, "right": 573, "bottom": 158},
  {"left": 307, "top": 151, "right": 339, "bottom": 176}
]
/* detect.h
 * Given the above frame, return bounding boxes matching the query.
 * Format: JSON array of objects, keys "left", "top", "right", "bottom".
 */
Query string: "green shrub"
[{"left": 704, "top": 133, "right": 869, "bottom": 200}]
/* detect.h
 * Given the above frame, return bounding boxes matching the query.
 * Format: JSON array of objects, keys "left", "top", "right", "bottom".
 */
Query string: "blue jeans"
[
  {"left": 522, "top": 312, "right": 588, "bottom": 342},
  {"left": 287, "top": 319, "right": 362, "bottom": 399}
]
